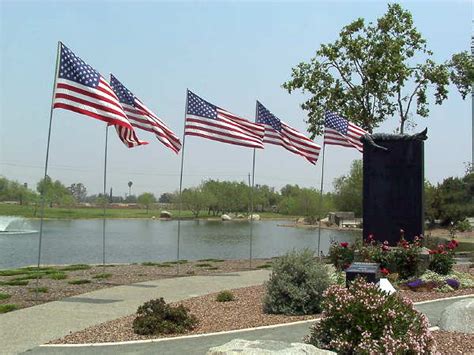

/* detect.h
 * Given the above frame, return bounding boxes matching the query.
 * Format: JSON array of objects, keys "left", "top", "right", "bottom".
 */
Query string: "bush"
[
  {"left": 263, "top": 249, "right": 330, "bottom": 315},
  {"left": 216, "top": 290, "right": 234, "bottom": 302},
  {"left": 68, "top": 279, "right": 91, "bottom": 285},
  {"left": 390, "top": 238, "right": 424, "bottom": 280},
  {"left": 455, "top": 218, "right": 472, "bottom": 232},
  {"left": 328, "top": 242, "right": 355, "bottom": 271},
  {"left": 305, "top": 278, "right": 435, "bottom": 354},
  {"left": 133, "top": 298, "right": 198, "bottom": 335},
  {"left": 0, "top": 304, "right": 18, "bottom": 313},
  {"left": 428, "top": 239, "right": 458, "bottom": 275},
  {"left": 49, "top": 272, "right": 67, "bottom": 280},
  {"left": 0, "top": 292, "right": 11, "bottom": 300}
]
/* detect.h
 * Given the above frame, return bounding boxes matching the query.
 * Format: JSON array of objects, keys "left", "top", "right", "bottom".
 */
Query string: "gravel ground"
[
  {"left": 50, "top": 285, "right": 315, "bottom": 344},
  {"left": 50, "top": 283, "right": 474, "bottom": 352},
  {"left": 0, "top": 259, "right": 273, "bottom": 309}
]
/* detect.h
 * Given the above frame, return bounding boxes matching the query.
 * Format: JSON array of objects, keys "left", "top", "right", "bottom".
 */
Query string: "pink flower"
[
  {"left": 340, "top": 242, "right": 349, "bottom": 248},
  {"left": 380, "top": 268, "right": 390, "bottom": 276}
]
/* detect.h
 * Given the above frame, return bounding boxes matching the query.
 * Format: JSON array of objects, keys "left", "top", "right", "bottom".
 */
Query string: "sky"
[{"left": 0, "top": 0, "right": 472, "bottom": 198}]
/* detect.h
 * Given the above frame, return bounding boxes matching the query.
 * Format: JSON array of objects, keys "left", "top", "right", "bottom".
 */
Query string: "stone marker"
[
  {"left": 345, "top": 262, "right": 380, "bottom": 287},
  {"left": 439, "top": 298, "right": 474, "bottom": 333},
  {"left": 206, "top": 339, "right": 335, "bottom": 355}
]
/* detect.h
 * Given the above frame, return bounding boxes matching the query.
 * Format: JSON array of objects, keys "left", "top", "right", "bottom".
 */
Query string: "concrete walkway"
[
  {"left": 25, "top": 295, "right": 474, "bottom": 355},
  {"left": 0, "top": 270, "right": 271, "bottom": 354}
]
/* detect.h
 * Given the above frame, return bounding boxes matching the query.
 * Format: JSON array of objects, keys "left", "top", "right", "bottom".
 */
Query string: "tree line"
[{"left": 1, "top": 163, "right": 472, "bottom": 223}]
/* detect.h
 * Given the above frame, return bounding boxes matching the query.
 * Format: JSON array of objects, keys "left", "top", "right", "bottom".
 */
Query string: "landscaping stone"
[
  {"left": 248, "top": 214, "right": 260, "bottom": 221},
  {"left": 160, "top": 211, "right": 172, "bottom": 218},
  {"left": 206, "top": 339, "right": 335, "bottom": 354},
  {"left": 439, "top": 298, "right": 474, "bottom": 333},
  {"left": 221, "top": 214, "right": 232, "bottom": 221}
]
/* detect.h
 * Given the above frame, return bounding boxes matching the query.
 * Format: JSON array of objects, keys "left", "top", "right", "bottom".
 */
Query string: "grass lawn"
[{"left": 0, "top": 204, "right": 291, "bottom": 220}]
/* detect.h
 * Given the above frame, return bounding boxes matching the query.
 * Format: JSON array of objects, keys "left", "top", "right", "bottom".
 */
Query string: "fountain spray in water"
[{"left": 0, "top": 216, "right": 36, "bottom": 234}]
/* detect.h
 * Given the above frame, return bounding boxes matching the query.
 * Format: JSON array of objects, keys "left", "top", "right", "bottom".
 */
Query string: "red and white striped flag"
[
  {"left": 256, "top": 101, "right": 320, "bottom": 164},
  {"left": 52, "top": 43, "right": 146, "bottom": 148},
  {"left": 324, "top": 111, "right": 367, "bottom": 152},
  {"left": 185, "top": 90, "right": 264, "bottom": 149},
  {"left": 110, "top": 74, "right": 181, "bottom": 153}
]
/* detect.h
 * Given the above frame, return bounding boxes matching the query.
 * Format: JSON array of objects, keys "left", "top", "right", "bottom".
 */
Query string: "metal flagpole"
[
  {"left": 35, "top": 41, "right": 61, "bottom": 299},
  {"left": 248, "top": 101, "right": 259, "bottom": 268},
  {"left": 317, "top": 144, "right": 326, "bottom": 259},
  {"left": 101, "top": 125, "right": 109, "bottom": 270},
  {"left": 249, "top": 149, "right": 256, "bottom": 268},
  {"left": 176, "top": 90, "right": 189, "bottom": 274}
]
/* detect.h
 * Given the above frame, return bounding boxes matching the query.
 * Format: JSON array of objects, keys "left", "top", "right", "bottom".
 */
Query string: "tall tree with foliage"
[
  {"left": 333, "top": 160, "right": 363, "bottom": 217},
  {"left": 283, "top": 3, "right": 472, "bottom": 135},
  {"left": 137, "top": 192, "right": 157, "bottom": 214}
]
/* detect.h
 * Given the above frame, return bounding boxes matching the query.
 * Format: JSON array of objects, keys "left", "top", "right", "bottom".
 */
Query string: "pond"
[{"left": 0, "top": 218, "right": 360, "bottom": 269}]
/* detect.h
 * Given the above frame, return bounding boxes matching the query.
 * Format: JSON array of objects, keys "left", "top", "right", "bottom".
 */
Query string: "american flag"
[
  {"left": 324, "top": 111, "right": 367, "bottom": 152},
  {"left": 256, "top": 101, "right": 320, "bottom": 164},
  {"left": 110, "top": 74, "right": 181, "bottom": 154},
  {"left": 185, "top": 90, "right": 264, "bottom": 149},
  {"left": 53, "top": 43, "right": 145, "bottom": 148}
]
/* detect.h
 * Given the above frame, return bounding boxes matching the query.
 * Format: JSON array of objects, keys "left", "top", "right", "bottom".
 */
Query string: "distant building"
[{"left": 328, "top": 212, "right": 361, "bottom": 228}]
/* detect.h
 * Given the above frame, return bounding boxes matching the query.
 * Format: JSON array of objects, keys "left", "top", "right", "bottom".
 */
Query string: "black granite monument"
[{"left": 361, "top": 129, "right": 427, "bottom": 245}]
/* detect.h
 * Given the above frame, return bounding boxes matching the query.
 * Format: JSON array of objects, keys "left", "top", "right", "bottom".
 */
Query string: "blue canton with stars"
[
  {"left": 325, "top": 111, "right": 348, "bottom": 134},
  {"left": 110, "top": 75, "right": 135, "bottom": 106},
  {"left": 58, "top": 43, "right": 100, "bottom": 88},
  {"left": 187, "top": 91, "right": 218, "bottom": 119},
  {"left": 256, "top": 101, "right": 282, "bottom": 131}
]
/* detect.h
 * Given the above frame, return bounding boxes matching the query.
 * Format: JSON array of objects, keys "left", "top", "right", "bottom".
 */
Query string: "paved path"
[
  {"left": 25, "top": 295, "right": 474, "bottom": 355},
  {"left": 0, "top": 270, "right": 271, "bottom": 355}
]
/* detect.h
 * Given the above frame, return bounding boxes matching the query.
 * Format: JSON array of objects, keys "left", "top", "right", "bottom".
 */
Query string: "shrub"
[
  {"left": 0, "top": 304, "right": 18, "bottom": 313},
  {"left": 428, "top": 239, "right": 458, "bottom": 275},
  {"left": 263, "top": 249, "right": 330, "bottom": 315},
  {"left": 133, "top": 298, "right": 197, "bottom": 335},
  {"left": 0, "top": 279, "right": 29, "bottom": 286},
  {"left": 390, "top": 237, "right": 424, "bottom": 280},
  {"left": 216, "top": 290, "right": 234, "bottom": 302},
  {"left": 49, "top": 272, "right": 67, "bottom": 280},
  {"left": 61, "top": 264, "right": 91, "bottom": 271},
  {"left": 305, "top": 278, "right": 435, "bottom": 354},
  {"left": 68, "top": 279, "right": 91, "bottom": 285},
  {"left": 328, "top": 242, "right": 355, "bottom": 271},
  {"left": 455, "top": 218, "right": 472, "bottom": 232},
  {"left": 0, "top": 292, "right": 11, "bottom": 300},
  {"left": 29, "top": 287, "right": 48, "bottom": 293}
]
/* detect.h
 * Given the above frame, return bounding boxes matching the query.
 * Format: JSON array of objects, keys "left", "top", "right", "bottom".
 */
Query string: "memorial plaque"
[
  {"left": 363, "top": 135, "right": 425, "bottom": 245},
  {"left": 345, "top": 262, "right": 380, "bottom": 287}
]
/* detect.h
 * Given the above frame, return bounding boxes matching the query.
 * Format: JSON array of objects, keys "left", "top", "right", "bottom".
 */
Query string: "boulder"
[
  {"left": 206, "top": 339, "right": 335, "bottom": 355},
  {"left": 297, "top": 217, "right": 306, "bottom": 224},
  {"left": 221, "top": 214, "right": 232, "bottom": 221},
  {"left": 248, "top": 214, "right": 261, "bottom": 221},
  {"left": 439, "top": 298, "right": 474, "bottom": 333},
  {"left": 160, "top": 210, "right": 172, "bottom": 218},
  {"left": 236, "top": 214, "right": 245, "bottom": 219}
]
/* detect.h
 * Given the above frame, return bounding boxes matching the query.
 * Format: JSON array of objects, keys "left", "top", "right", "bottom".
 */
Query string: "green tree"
[
  {"left": 137, "top": 192, "right": 157, "bottom": 214},
  {"left": 181, "top": 187, "right": 210, "bottom": 218},
  {"left": 158, "top": 192, "right": 173, "bottom": 204},
  {"left": 37, "top": 176, "right": 72, "bottom": 207},
  {"left": 333, "top": 160, "right": 363, "bottom": 217},
  {"left": 283, "top": 3, "right": 472, "bottom": 135},
  {"left": 68, "top": 183, "right": 87, "bottom": 202},
  {"left": 0, "top": 177, "right": 37, "bottom": 205}
]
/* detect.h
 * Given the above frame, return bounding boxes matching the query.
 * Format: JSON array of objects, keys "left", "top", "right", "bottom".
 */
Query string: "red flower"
[
  {"left": 380, "top": 268, "right": 390, "bottom": 276},
  {"left": 429, "top": 249, "right": 438, "bottom": 255},
  {"left": 381, "top": 244, "right": 390, "bottom": 252},
  {"left": 438, "top": 244, "right": 445, "bottom": 250},
  {"left": 340, "top": 242, "right": 349, "bottom": 248}
]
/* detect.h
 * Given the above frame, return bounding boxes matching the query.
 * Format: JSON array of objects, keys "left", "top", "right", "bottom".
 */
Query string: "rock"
[
  {"left": 206, "top": 339, "right": 335, "bottom": 355},
  {"left": 221, "top": 214, "right": 232, "bottom": 221},
  {"left": 248, "top": 214, "right": 260, "bottom": 221},
  {"left": 439, "top": 298, "right": 474, "bottom": 333},
  {"left": 236, "top": 214, "right": 245, "bottom": 219},
  {"left": 160, "top": 210, "right": 172, "bottom": 218},
  {"left": 297, "top": 217, "right": 306, "bottom": 224},
  {"left": 377, "top": 278, "right": 396, "bottom": 295},
  {"left": 151, "top": 216, "right": 156, "bottom": 219}
]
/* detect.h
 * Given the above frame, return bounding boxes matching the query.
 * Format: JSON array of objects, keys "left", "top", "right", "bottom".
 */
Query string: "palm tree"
[{"left": 128, "top": 181, "right": 133, "bottom": 197}]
